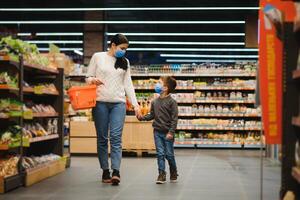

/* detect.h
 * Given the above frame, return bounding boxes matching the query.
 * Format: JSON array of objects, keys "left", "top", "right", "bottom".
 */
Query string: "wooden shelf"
[
  {"left": 23, "top": 87, "right": 59, "bottom": 96},
  {"left": 131, "top": 73, "right": 256, "bottom": 77},
  {"left": 33, "top": 113, "right": 59, "bottom": 118},
  {"left": 25, "top": 159, "right": 66, "bottom": 186},
  {"left": 292, "top": 167, "right": 300, "bottom": 184},
  {"left": 134, "top": 86, "right": 256, "bottom": 91},
  {"left": 29, "top": 134, "right": 59, "bottom": 143},
  {"left": 292, "top": 116, "right": 300, "bottom": 127},
  {"left": 23, "top": 62, "right": 59, "bottom": 74},
  {"left": 0, "top": 174, "right": 23, "bottom": 194},
  {"left": 293, "top": 69, "right": 300, "bottom": 79},
  {"left": 0, "top": 85, "right": 19, "bottom": 91},
  {"left": 0, "top": 58, "right": 20, "bottom": 69}
]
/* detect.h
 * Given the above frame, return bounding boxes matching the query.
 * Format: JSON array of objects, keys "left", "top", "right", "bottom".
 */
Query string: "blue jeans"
[
  {"left": 154, "top": 130, "right": 177, "bottom": 173},
  {"left": 92, "top": 102, "right": 126, "bottom": 171}
]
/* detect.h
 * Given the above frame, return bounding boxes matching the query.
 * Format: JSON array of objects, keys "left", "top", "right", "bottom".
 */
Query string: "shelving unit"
[
  {"left": 0, "top": 57, "right": 23, "bottom": 193},
  {"left": 131, "top": 63, "right": 262, "bottom": 149},
  {"left": 280, "top": 23, "right": 300, "bottom": 198},
  {"left": 0, "top": 56, "right": 66, "bottom": 193}
]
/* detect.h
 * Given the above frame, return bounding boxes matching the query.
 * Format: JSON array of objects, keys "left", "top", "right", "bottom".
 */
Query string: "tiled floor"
[{"left": 3, "top": 149, "right": 280, "bottom": 200}]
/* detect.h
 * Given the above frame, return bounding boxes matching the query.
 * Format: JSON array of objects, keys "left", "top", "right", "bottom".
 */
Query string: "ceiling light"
[
  {"left": 18, "top": 32, "right": 83, "bottom": 36},
  {"left": 125, "top": 48, "right": 258, "bottom": 52},
  {"left": 26, "top": 40, "right": 83, "bottom": 44},
  {"left": 38, "top": 48, "right": 83, "bottom": 51},
  {"left": 0, "top": 20, "right": 245, "bottom": 24},
  {"left": 108, "top": 41, "right": 245, "bottom": 45},
  {"left": 160, "top": 54, "right": 258, "bottom": 58},
  {"left": 74, "top": 50, "right": 83, "bottom": 56},
  {"left": 106, "top": 32, "right": 245, "bottom": 36},
  {"left": 0, "top": 7, "right": 260, "bottom": 11}
]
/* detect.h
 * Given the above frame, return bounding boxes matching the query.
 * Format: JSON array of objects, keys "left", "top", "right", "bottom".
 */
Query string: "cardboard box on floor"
[{"left": 69, "top": 116, "right": 155, "bottom": 154}]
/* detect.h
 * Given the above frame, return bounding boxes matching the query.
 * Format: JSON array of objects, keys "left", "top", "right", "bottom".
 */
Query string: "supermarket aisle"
[{"left": 3, "top": 150, "right": 280, "bottom": 200}]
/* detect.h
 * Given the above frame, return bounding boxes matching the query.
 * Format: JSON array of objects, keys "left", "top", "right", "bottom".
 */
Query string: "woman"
[{"left": 86, "top": 34, "right": 141, "bottom": 185}]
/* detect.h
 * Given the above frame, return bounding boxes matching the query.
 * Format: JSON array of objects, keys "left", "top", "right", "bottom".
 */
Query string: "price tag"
[
  {"left": 22, "top": 138, "right": 30, "bottom": 147},
  {"left": 23, "top": 110, "right": 33, "bottom": 120},
  {"left": 34, "top": 86, "right": 44, "bottom": 94}
]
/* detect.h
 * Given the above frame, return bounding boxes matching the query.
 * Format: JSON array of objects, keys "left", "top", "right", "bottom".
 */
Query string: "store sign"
[{"left": 259, "top": 0, "right": 296, "bottom": 144}]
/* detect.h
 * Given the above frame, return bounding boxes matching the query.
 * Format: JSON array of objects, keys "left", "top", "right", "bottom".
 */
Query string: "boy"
[{"left": 138, "top": 76, "right": 178, "bottom": 184}]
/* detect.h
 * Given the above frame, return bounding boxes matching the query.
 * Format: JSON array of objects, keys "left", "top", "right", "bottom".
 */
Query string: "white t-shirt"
[{"left": 86, "top": 52, "right": 138, "bottom": 107}]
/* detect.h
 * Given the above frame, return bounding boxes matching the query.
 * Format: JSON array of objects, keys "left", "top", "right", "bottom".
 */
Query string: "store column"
[{"left": 83, "top": 11, "right": 104, "bottom": 65}]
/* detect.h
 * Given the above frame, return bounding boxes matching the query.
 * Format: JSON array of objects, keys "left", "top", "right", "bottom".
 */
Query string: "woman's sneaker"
[
  {"left": 111, "top": 170, "right": 121, "bottom": 186},
  {"left": 156, "top": 171, "right": 166, "bottom": 184},
  {"left": 170, "top": 170, "right": 178, "bottom": 183},
  {"left": 102, "top": 169, "right": 112, "bottom": 183}
]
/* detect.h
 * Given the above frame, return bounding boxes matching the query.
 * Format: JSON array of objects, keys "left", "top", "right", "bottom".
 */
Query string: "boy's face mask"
[{"left": 155, "top": 83, "right": 163, "bottom": 94}]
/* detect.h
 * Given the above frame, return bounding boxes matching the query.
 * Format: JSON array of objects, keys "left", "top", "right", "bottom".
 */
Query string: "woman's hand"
[
  {"left": 134, "top": 106, "right": 142, "bottom": 119},
  {"left": 91, "top": 78, "right": 103, "bottom": 86}
]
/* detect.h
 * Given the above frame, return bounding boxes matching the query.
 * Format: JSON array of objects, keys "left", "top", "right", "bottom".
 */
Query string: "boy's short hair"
[{"left": 161, "top": 76, "right": 177, "bottom": 94}]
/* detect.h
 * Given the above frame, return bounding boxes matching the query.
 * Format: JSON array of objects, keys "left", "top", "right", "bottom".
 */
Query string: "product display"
[
  {"left": 24, "top": 101, "right": 57, "bottom": 116},
  {"left": 22, "top": 154, "right": 61, "bottom": 170},
  {"left": 0, "top": 99, "right": 22, "bottom": 118},
  {"left": 133, "top": 78, "right": 256, "bottom": 90},
  {"left": 0, "top": 37, "right": 65, "bottom": 193},
  {"left": 0, "top": 125, "right": 21, "bottom": 147},
  {"left": 178, "top": 105, "right": 261, "bottom": 116},
  {"left": 23, "top": 119, "right": 58, "bottom": 138},
  {"left": 131, "top": 62, "right": 257, "bottom": 75},
  {"left": 0, "top": 155, "right": 19, "bottom": 178},
  {"left": 177, "top": 119, "right": 261, "bottom": 130},
  {"left": 173, "top": 92, "right": 255, "bottom": 102},
  {"left": 175, "top": 131, "right": 261, "bottom": 144},
  {"left": 0, "top": 72, "right": 18, "bottom": 88},
  {"left": 0, "top": 36, "right": 50, "bottom": 67}
]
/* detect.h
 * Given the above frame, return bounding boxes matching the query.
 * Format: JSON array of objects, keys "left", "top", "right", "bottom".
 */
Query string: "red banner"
[{"left": 259, "top": 0, "right": 296, "bottom": 144}]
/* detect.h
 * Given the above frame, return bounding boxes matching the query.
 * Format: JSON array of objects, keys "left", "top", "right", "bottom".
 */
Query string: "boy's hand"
[{"left": 166, "top": 132, "right": 173, "bottom": 140}]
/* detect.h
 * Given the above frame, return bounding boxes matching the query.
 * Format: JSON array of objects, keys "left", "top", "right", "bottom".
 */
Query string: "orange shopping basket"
[{"left": 67, "top": 85, "right": 97, "bottom": 110}]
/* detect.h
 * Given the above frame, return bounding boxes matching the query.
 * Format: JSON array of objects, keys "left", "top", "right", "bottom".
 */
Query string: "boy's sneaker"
[
  {"left": 170, "top": 169, "right": 178, "bottom": 183},
  {"left": 111, "top": 169, "right": 121, "bottom": 186},
  {"left": 156, "top": 171, "right": 166, "bottom": 184},
  {"left": 102, "top": 169, "right": 112, "bottom": 183}
]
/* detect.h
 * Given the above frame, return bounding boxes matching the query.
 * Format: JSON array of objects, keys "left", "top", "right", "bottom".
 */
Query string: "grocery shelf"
[
  {"left": 131, "top": 73, "right": 256, "bottom": 77},
  {"left": 0, "top": 85, "right": 19, "bottom": 91},
  {"left": 292, "top": 167, "right": 300, "bottom": 184},
  {"left": 29, "top": 134, "right": 60, "bottom": 143},
  {"left": 23, "top": 62, "right": 59, "bottom": 74},
  {"left": 292, "top": 116, "right": 300, "bottom": 127},
  {"left": 0, "top": 144, "right": 20, "bottom": 150},
  {"left": 177, "top": 100, "right": 255, "bottom": 104},
  {"left": 134, "top": 86, "right": 256, "bottom": 91},
  {"left": 33, "top": 113, "right": 59, "bottom": 118},
  {"left": 292, "top": 69, "right": 300, "bottom": 79},
  {"left": 178, "top": 113, "right": 261, "bottom": 118},
  {"left": 0, "top": 58, "right": 20, "bottom": 69},
  {"left": 176, "top": 127, "right": 261, "bottom": 131},
  {"left": 23, "top": 87, "right": 59, "bottom": 96}
]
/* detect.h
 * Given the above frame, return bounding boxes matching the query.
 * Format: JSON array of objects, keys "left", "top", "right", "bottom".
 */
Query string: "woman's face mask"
[
  {"left": 113, "top": 43, "right": 128, "bottom": 58},
  {"left": 115, "top": 49, "right": 126, "bottom": 58}
]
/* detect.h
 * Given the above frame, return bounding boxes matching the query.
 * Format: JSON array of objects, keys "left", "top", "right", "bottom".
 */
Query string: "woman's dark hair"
[{"left": 110, "top": 33, "right": 129, "bottom": 70}]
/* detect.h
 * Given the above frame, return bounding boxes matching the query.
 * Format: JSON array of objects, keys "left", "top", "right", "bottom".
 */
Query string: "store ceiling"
[{"left": 0, "top": 0, "right": 259, "bottom": 64}]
